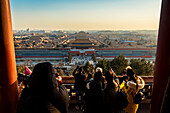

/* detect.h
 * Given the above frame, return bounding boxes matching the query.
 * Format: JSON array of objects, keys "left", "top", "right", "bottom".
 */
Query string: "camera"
[{"left": 17, "top": 73, "right": 30, "bottom": 86}]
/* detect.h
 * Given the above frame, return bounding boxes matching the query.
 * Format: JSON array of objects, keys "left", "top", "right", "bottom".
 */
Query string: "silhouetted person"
[
  {"left": 17, "top": 62, "right": 69, "bottom": 113},
  {"left": 95, "top": 67, "right": 105, "bottom": 89},
  {"left": 86, "top": 72, "right": 93, "bottom": 84},
  {"left": 120, "top": 68, "right": 145, "bottom": 113},
  {"left": 104, "top": 71, "right": 119, "bottom": 113},
  {"left": 119, "top": 70, "right": 128, "bottom": 85},
  {"left": 84, "top": 71, "right": 104, "bottom": 113},
  {"left": 18, "top": 66, "right": 32, "bottom": 96},
  {"left": 73, "top": 66, "right": 86, "bottom": 110}
]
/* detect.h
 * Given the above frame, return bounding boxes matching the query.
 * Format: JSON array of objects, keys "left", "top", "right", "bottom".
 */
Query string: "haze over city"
[
  {"left": 12, "top": 0, "right": 159, "bottom": 75},
  {"left": 10, "top": 0, "right": 161, "bottom": 30}
]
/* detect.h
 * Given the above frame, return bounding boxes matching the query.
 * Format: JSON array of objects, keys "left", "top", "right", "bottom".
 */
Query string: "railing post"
[
  {"left": 0, "top": 0, "right": 18, "bottom": 113},
  {"left": 151, "top": 0, "right": 170, "bottom": 113}
]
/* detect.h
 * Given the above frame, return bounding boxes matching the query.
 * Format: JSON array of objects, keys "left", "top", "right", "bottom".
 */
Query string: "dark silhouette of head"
[
  {"left": 127, "top": 68, "right": 137, "bottom": 83},
  {"left": 79, "top": 67, "right": 84, "bottom": 73},
  {"left": 94, "top": 71, "right": 103, "bottom": 82},
  {"left": 29, "top": 62, "right": 57, "bottom": 97},
  {"left": 122, "top": 70, "right": 127, "bottom": 76},
  {"left": 105, "top": 71, "right": 115, "bottom": 83},
  {"left": 87, "top": 73, "right": 93, "bottom": 79},
  {"left": 55, "top": 72, "right": 59, "bottom": 77}
]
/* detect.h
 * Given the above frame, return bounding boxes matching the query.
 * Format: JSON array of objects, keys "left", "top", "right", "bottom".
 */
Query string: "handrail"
[
  {"left": 61, "top": 76, "right": 153, "bottom": 101},
  {"left": 61, "top": 76, "right": 154, "bottom": 84}
]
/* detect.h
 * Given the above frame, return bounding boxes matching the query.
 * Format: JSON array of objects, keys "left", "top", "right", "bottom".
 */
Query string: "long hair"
[
  {"left": 105, "top": 71, "right": 114, "bottom": 83},
  {"left": 94, "top": 71, "right": 103, "bottom": 82},
  {"left": 127, "top": 69, "right": 137, "bottom": 84},
  {"left": 29, "top": 62, "right": 57, "bottom": 97}
]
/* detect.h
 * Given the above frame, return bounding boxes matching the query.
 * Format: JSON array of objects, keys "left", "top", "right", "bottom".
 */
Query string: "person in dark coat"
[
  {"left": 84, "top": 71, "right": 104, "bottom": 113},
  {"left": 17, "top": 62, "right": 69, "bottom": 113},
  {"left": 73, "top": 66, "right": 86, "bottom": 110},
  {"left": 104, "top": 71, "right": 119, "bottom": 113},
  {"left": 119, "top": 70, "right": 128, "bottom": 85}
]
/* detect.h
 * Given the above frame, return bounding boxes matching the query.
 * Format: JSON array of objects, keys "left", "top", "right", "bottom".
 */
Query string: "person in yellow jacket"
[{"left": 120, "top": 68, "right": 145, "bottom": 113}]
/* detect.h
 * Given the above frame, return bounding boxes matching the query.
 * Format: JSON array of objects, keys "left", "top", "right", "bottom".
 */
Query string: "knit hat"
[
  {"left": 24, "top": 66, "right": 32, "bottom": 75},
  {"left": 126, "top": 66, "right": 132, "bottom": 70},
  {"left": 96, "top": 67, "right": 103, "bottom": 73}
]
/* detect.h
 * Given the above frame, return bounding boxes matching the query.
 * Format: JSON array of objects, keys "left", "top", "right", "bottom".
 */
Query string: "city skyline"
[{"left": 10, "top": 0, "right": 161, "bottom": 30}]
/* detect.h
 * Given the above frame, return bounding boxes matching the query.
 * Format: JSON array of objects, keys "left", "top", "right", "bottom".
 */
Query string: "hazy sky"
[{"left": 10, "top": 0, "right": 162, "bottom": 30}]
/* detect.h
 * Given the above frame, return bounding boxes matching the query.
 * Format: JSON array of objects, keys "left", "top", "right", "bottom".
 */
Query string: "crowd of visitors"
[
  {"left": 17, "top": 62, "right": 145, "bottom": 113},
  {"left": 73, "top": 66, "right": 145, "bottom": 113}
]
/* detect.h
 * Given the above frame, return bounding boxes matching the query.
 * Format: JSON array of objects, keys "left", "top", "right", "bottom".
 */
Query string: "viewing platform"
[{"left": 61, "top": 76, "right": 153, "bottom": 113}]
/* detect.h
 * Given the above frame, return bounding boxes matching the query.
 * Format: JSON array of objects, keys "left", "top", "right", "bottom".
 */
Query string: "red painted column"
[
  {"left": 0, "top": 0, "right": 18, "bottom": 113},
  {"left": 151, "top": 0, "right": 170, "bottom": 113}
]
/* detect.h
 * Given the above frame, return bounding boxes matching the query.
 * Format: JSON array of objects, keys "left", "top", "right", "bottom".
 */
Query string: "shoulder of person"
[
  {"left": 127, "top": 81, "right": 136, "bottom": 89},
  {"left": 136, "top": 76, "right": 143, "bottom": 80},
  {"left": 20, "top": 87, "right": 32, "bottom": 99},
  {"left": 113, "top": 80, "right": 119, "bottom": 87},
  {"left": 127, "top": 76, "right": 145, "bottom": 89},
  {"left": 86, "top": 82, "right": 90, "bottom": 89},
  {"left": 137, "top": 76, "right": 145, "bottom": 89},
  {"left": 47, "top": 101, "right": 61, "bottom": 113}
]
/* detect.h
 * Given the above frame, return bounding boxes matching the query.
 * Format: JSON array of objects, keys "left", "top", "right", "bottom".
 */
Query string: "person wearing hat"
[
  {"left": 18, "top": 66, "right": 32, "bottom": 96},
  {"left": 84, "top": 71, "right": 104, "bottom": 113},
  {"left": 24, "top": 66, "right": 32, "bottom": 75},
  {"left": 95, "top": 67, "right": 106, "bottom": 89},
  {"left": 96, "top": 67, "right": 103, "bottom": 73}
]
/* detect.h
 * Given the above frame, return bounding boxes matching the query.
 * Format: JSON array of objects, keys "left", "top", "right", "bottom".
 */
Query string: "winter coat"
[
  {"left": 84, "top": 81, "right": 104, "bottom": 113},
  {"left": 17, "top": 85, "right": 69, "bottom": 113},
  {"left": 73, "top": 70, "right": 86, "bottom": 91},
  {"left": 120, "top": 76, "right": 145, "bottom": 113},
  {"left": 104, "top": 80, "right": 119, "bottom": 113}
]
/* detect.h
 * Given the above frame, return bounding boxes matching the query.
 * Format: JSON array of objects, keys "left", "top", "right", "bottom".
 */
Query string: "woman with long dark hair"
[
  {"left": 104, "top": 71, "right": 119, "bottom": 113},
  {"left": 17, "top": 62, "right": 69, "bottom": 113}
]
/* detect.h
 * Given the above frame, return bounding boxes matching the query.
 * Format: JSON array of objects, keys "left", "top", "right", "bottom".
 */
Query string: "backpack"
[
  {"left": 115, "top": 88, "right": 129, "bottom": 111},
  {"left": 131, "top": 90, "right": 145, "bottom": 104},
  {"left": 131, "top": 82, "right": 145, "bottom": 104}
]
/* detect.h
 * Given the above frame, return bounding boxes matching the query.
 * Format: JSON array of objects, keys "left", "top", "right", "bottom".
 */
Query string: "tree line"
[
  {"left": 95, "top": 55, "right": 154, "bottom": 76},
  {"left": 16, "top": 54, "right": 154, "bottom": 76}
]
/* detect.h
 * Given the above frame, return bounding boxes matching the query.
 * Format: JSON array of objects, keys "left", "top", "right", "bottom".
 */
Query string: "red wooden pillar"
[
  {"left": 0, "top": 0, "right": 18, "bottom": 113},
  {"left": 151, "top": 0, "right": 170, "bottom": 113}
]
